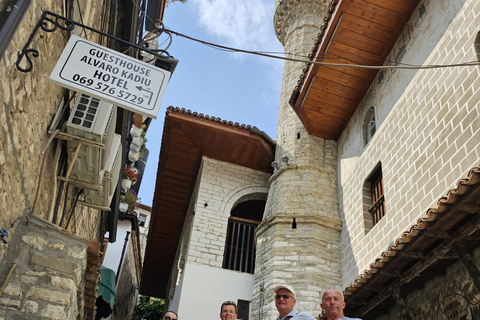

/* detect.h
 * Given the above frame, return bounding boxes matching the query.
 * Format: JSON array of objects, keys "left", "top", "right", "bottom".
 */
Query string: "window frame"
[
  {"left": 363, "top": 163, "right": 386, "bottom": 233},
  {"left": 222, "top": 216, "right": 259, "bottom": 274}
]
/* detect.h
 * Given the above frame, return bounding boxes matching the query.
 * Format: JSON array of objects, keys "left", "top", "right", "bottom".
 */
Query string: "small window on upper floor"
[
  {"left": 475, "top": 31, "right": 480, "bottom": 61},
  {"left": 363, "top": 163, "right": 385, "bottom": 233},
  {"left": 363, "top": 106, "right": 376, "bottom": 147},
  {"left": 138, "top": 214, "right": 147, "bottom": 227}
]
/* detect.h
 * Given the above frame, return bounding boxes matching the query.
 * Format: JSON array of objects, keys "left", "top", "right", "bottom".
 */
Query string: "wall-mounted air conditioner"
[
  {"left": 66, "top": 93, "right": 116, "bottom": 186},
  {"left": 84, "top": 134, "right": 122, "bottom": 207}
]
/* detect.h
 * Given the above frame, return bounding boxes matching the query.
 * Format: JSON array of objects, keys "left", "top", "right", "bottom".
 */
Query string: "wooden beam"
[
  {"left": 355, "top": 213, "right": 480, "bottom": 316},
  {"left": 454, "top": 204, "right": 480, "bottom": 214},
  {"left": 399, "top": 251, "right": 424, "bottom": 259},
  {"left": 424, "top": 230, "right": 449, "bottom": 239}
]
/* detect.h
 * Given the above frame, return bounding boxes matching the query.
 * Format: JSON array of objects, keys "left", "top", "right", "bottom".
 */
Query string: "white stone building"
[{"left": 143, "top": 1, "right": 480, "bottom": 319}]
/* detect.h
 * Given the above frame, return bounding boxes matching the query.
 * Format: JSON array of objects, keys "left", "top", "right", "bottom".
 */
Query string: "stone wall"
[
  {"left": 254, "top": 1, "right": 342, "bottom": 319},
  {"left": 0, "top": 215, "right": 100, "bottom": 320},
  {"left": 186, "top": 156, "right": 270, "bottom": 267},
  {"left": 0, "top": 0, "right": 107, "bottom": 261},
  {"left": 337, "top": 0, "right": 480, "bottom": 287},
  {"left": 0, "top": 2, "right": 122, "bottom": 319}
]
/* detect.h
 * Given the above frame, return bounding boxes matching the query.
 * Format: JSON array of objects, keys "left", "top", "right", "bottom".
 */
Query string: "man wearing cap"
[
  {"left": 273, "top": 285, "right": 316, "bottom": 320},
  {"left": 320, "top": 288, "right": 362, "bottom": 320}
]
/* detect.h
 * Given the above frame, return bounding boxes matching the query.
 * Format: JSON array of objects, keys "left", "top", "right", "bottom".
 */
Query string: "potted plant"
[
  {"left": 119, "top": 189, "right": 140, "bottom": 213},
  {"left": 122, "top": 165, "right": 139, "bottom": 190},
  {"left": 139, "top": 131, "right": 148, "bottom": 157},
  {"left": 130, "top": 124, "right": 145, "bottom": 138},
  {"left": 128, "top": 150, "right": 140, "bottom": 162}
]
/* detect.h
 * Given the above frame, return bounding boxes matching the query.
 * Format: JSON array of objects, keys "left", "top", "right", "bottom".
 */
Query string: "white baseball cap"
[{"left": 273, "top": 284, "right": 296, "bottom": 299}]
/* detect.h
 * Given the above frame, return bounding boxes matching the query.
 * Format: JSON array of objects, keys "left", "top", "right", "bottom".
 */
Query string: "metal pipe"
[{"left": 116, "top": 231, "right": 130, "bottom": 284}]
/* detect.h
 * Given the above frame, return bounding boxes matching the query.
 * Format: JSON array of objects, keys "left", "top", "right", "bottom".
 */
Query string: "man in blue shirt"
[
  {"left": 273, "top": 285, "right": 316, "bottom": 320},
  {"left": 321, "top": 288, "right": 362, "bottom": 320}
]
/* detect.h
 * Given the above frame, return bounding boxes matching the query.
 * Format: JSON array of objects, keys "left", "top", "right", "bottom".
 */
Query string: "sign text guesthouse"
[{"left": 50, "top": 35, "right": 170, "bottom": 119}]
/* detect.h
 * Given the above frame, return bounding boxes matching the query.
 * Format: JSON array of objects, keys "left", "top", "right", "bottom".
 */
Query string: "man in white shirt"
[{"left": 273, "top": 285, "right": 316, "bottom": 320}]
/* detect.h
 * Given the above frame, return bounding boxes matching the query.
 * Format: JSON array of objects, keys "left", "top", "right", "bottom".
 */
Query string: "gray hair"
[{"left": 321, "top": 288, "right": 344, "bottom": 301}]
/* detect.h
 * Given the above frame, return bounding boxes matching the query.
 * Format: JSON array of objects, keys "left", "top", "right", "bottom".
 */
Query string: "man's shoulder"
[
  {"left": 291, "top": 311, "right": 316, "bottom": 320},
  {"left": 340, "top": 317, "right": 362, "bottom": 320}
]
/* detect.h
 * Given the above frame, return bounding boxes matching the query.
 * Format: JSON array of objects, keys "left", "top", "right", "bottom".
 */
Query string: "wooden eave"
[
  {"left": 140, "top": 107, "right": 275, "bottom": 298},
  {"left": 342, "top": 167, "right": 480, "bottom": 319},
  {"left": 290, "top": 0, "right": 421, "bottom": 140}
]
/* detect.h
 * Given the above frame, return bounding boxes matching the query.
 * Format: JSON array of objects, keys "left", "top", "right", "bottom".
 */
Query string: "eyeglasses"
[
  {"left": 275, "top": 294, "right": 293, "bottom": 300},
  {"left": 165, "top": 317, "right": 177, "bottom": 320}
]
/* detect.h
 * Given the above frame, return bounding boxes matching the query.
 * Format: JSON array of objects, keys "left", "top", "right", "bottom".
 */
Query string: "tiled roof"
[{"left": 166, "top": 106, "right": 256, "bottom": 130}]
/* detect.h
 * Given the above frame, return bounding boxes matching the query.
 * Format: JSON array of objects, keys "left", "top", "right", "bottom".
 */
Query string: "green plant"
[
  {"left": 140, "top": 130, "right": 148, "bottom": 157},
  {"left": 133, "top": 296, "right": 164, "bottom": 320},
  {"left": 120, "top": 189, "right": 140, "bottom": 213}
]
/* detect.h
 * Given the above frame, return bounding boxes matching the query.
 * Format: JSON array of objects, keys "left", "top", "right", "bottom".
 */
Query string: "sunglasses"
[
  {"left": 165, "top": 317, "right": 177, "bottom": 320},
  {"left": 275, "top": 294, "right": 293, "bottom": 300}
]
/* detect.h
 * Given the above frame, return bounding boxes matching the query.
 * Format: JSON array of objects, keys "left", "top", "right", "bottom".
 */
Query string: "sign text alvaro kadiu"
[{"left": 50, "top": 35, "right": 171, "bottom": 119}]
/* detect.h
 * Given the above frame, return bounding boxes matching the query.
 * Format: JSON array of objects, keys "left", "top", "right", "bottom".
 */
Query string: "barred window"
[
  {"left": 223, "top": 200, "right": 264, "bottom": 274},
  {"left": 363, "top": 163, "right": 385, "bottom": 233}
]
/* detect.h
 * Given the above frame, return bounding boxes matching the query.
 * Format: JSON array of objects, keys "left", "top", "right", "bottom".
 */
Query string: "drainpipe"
[
  {"left": 116, "top": 231, "right": 130, "bottom": 284},
  {"left": 258, "top": 282, "right": 264, "bottom": 320}
]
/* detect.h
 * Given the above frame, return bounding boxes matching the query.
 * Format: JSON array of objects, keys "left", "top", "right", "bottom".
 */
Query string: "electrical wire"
[
  {"left": 163, "top": 27, "right": 480, "bottom": 70},
  {"left": 75, "top": 0, "right": 88, "bottom": 40},
  {"left": 127, "top": 0, "right": 480, "bottom": 70}
]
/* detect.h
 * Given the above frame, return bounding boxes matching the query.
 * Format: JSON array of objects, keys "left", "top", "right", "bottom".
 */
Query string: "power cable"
[
  {"left": 128, "top": 0, "right": 480, "bottom": 70},
  {"left": 162, "top": 27, "right": 480, "bottom": 70}
]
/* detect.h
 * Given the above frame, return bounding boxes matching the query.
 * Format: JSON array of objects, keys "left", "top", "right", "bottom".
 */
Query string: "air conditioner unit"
[
  {"left": 83, "top": 134, "right": 122, "bottom": 207},
  {"left": 66, "top": 93, "right": 116, "bottom": 186}
]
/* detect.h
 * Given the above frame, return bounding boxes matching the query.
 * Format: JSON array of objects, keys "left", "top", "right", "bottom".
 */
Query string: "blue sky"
[{"left": 138, "top": 0, "right": 284, "bottom": 206}]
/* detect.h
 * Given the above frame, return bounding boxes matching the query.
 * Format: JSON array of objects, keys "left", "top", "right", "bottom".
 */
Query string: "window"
[
  {"left": 363, "top": 163, "right": 385, "bottom": 233},
  {"left": 363, "top": 106, "right": 376, "bottom": 146},
  {"left": 223, "top": 200, "right": 265, "bottom": 274},
  {"left": 475, "top": 31, "right": 480, "bottom": 61},
  {"left": 138, "top": 213, "right": 147, "bottom": 227},
  {"left": 237, "top": 299, "right": 250, "bottom": 320}
]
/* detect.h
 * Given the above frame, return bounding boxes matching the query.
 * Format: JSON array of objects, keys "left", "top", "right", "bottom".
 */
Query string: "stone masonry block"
[
  {"left": 2, "top": 283, "right": 21, "bottom": 297},
  {"left": 24, "top": 300, "right": 39, "bottom": 314},
  {"left": 41, "top": 304, "right": 67, "bottom": 320},
  {"left": 48, "top": 242, "right": 65, "bottom": 251},
  {"left": 66, "top": 245, "right": 86, "bottom": 260},
  {"left": 30, "top": 252, "right": 80, "bottom": 279},
  {"left": 50, "top": 276, "right": 76, "bottom": 291},
  {"left": 26, "top": 287, "right": 70, "bottom": 305},
  {"left": 22, "top": 234, "right": 47, "bottom": 251},
  {"left": 0, "top": 298, "right": 20, "bottom": 310}
]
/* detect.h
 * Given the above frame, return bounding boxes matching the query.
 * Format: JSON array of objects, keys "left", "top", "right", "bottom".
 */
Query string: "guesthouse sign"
[{"left": 50, "top": 35, "right": 170, "bottom": 119}]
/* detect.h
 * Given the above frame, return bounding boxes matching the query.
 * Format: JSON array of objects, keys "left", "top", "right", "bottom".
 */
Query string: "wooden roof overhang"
[
  {"left": 342, "top": 167, "right": 480, "bottom": 319},
  {"left": 289, "top": 0, "right": 421, "bottom": 140},
  {"left": 140, "top": 107, "right": 275, "bottom": 298}
]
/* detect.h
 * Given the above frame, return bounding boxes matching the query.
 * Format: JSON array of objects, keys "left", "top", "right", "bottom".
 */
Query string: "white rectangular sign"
[{"left": 50, "top": 35, "right": 171, "bottom": 119}]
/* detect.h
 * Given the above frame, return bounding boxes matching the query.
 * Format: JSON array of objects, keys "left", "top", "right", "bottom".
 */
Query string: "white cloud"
[{"left": 194, "top": 0, "right": 283, "bottom": 55}]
